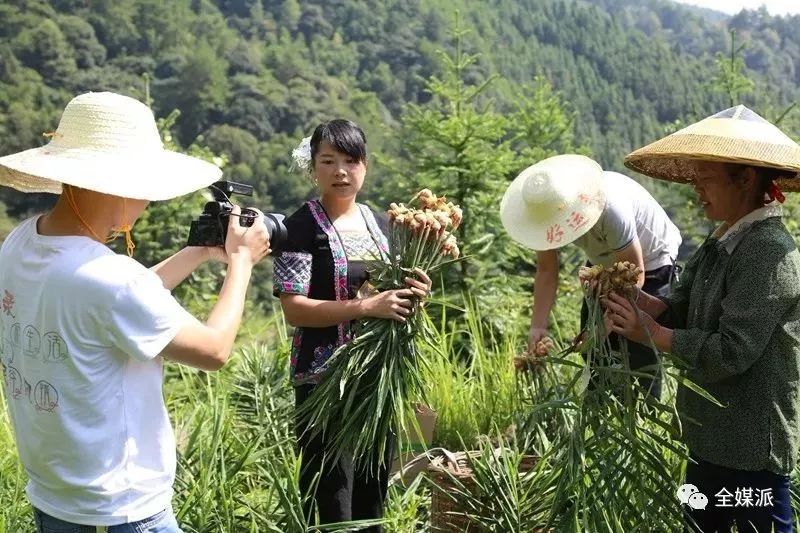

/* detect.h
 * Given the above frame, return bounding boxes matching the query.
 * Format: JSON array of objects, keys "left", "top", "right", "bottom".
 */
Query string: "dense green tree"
[
  {"left": 56, "top": 15, "right": 106, "bottom": 69},
  {"left": 378, "top": 21, "right": 585, "bottom": 337},
  {"left": 0, "top": 0, "right": 798, "bottom": 301},
  {"left": 13, "top": 19, "right": 78, "bottom": 81},
  {"left": 168, "top": 42, "right": 230, "bottom": 142}
]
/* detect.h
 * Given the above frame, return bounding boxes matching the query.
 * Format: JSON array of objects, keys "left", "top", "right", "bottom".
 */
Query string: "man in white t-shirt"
[
  {"left": 0, "top": 92, "right": 271, "bottom": 532},
  {"left": 501, "top": 155, "right": 681, "bottom": 397}
]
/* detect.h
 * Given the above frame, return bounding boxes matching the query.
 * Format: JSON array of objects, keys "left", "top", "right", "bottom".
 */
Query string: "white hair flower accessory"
[{"left": 291, "top": 136, "right": 312, "bottom": 172}]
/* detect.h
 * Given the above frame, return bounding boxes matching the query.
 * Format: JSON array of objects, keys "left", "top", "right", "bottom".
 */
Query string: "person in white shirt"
[
  {"left": 501, "top": 154, "right": 681, "bottom": 397},
  {"left": 0, "top": 92, "right": 271, "bottom": 532}
]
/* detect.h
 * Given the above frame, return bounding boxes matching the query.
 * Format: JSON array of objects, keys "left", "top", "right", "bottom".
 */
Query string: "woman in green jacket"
[{"left": 605, "top": 105, "right": 800, "bottom": 532}]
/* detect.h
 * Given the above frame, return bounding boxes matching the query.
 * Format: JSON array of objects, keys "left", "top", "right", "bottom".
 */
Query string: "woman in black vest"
[{"left": 272, "top": 119, "right": 431, "bottom": 530}]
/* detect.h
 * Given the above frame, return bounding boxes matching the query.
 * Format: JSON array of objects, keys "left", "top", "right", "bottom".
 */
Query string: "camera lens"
[{"left": 263, "top": 214, "right": 287, "bottom": 254}]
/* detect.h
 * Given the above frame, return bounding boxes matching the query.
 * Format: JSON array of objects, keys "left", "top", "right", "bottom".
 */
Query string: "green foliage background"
[
  {"left": 1, "top": 0, "right": 799, "bottom": 314},
  {"left": 2, "top": 0, "right": 799, "bottom": 213}
]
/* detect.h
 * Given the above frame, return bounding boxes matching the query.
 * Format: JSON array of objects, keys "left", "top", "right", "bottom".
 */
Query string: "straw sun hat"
[
  {"left": 500, "top": 154, "right": 607, "bottom": 251},
  {"left": 624, "top": 105, "right": 800, "bottom": 191},
  {"left": 0, "top": 91, "right": 221, "bottom": 201}
]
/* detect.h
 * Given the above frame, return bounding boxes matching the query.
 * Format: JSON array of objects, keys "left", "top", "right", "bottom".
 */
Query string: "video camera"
[{"left": 186, "top": 180, "right": 287, "bottom": 254}]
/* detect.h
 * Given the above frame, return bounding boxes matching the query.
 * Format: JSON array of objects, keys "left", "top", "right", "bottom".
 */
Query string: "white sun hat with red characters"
[
  {"left": 500, "top": 154, "right": 607, "bottom": 251},
  {"left": 0, "top": 91, "right": 221, "bottom": 201}
]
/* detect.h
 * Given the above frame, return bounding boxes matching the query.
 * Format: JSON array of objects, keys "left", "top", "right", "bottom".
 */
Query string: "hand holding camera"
[
  {"left": 224, "top": 205, "right": 271, "bottom": 266},
  {"left": 187, "top": 180, "right": 287, "bottom": 255}
]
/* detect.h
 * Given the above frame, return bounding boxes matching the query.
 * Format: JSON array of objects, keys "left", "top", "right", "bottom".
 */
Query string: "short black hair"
[{"left": 309, "top": 119, "right": 367, "bottom": 166}]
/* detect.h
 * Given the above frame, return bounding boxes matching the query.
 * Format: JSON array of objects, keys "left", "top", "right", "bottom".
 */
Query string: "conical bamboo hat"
[{"left": 624, "top": 105, "right": 800, "bottom": 191}]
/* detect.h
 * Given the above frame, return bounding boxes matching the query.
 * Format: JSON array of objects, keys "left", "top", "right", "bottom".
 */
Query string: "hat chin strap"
[
  {"left": 108, "top": 197, "right": 136, "bottom": 257},
  {"left": 108, "top": 222, "right": 136, "bottom": 257},
  {"left": 766, "top": 181, "right": 785, "bottom": 204},
  {"left": 64, "top": 187, "right": 136, "bottom": 257}
]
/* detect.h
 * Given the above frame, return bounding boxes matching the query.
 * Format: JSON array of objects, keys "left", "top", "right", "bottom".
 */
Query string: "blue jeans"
[{"left": 34, "top": 507, "right": 182, "bottom": 533}]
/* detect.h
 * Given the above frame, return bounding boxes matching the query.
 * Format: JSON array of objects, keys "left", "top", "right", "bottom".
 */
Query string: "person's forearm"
[
  {"left": 205, "top": 254, "right": 253, "bottom": 359},
  {"left": 646, "top": 323, "right": 673, "bottom": 353},
  {"left": 282, "top": 297, "right": 366, "bottom": 328},
  {"left": 532, "top": 269, "right": 558, "bottom": 329},
  {"left": 151, "top": 247, "right": 209, "bottom": 290},
  {"left": 636, "top": 290, "right": 669, "bottom": 319}
]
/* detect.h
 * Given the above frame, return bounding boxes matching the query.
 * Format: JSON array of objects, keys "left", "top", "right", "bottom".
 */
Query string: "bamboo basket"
[{"left": 427, "top": 450, "right": 539, "bottom": 532}]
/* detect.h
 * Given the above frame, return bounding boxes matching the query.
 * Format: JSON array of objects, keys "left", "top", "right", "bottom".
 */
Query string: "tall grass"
[
  {"left": 422, "top": 295, "right": 521, "bottom": 451},
  {"left": 3, "top": 297, "right": 800, "bottom": 531},
  {"left": 0, "top": 384, "right": 34, "bottom": 532},
  {"left": 509, "top": 291, "right": 689, "bottom": 531},
  {"left": 168, "top": 326, "right": 379, "bottom": 532},
  {"left": 384, "top": 474, "right": 430, "bottom": 532},
  {"left": 435, "top": 440, "right": 559, "bottom": 531}
]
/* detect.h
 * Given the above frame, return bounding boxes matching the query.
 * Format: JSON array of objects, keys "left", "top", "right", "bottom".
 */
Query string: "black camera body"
[{"left": 187, "top": 180, "right": 287, "bottom": 254}]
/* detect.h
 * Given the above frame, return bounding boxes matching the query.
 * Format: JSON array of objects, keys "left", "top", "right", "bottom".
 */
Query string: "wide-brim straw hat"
[
  {"left": 624, "top": 105, "right": 800, "bottom": 191},
  {"left": 500, "top": 154, "right": 607, "bottom": 251},
  {"left": 0, "top": 91, "right": 222, "bottom": 201}
]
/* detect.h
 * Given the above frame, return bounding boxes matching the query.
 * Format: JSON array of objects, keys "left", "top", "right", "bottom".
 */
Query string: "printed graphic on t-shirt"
[
  {"left": 0, "top": 289, "right": 62, "bottom": 413},
  {"left": 4, "top": 364, "right": 21, "bottom": 398},
  {"left": 23, "top": 325, "right": 41, "bottom": 358},
  {"left": 2, "top": 289, "right": 16, "bottom": 319},
  {"left": 33, "top": 380, "right": 59, "bottom": 412},
  {"left": 43, "top": 332, "right": 69, "bottom": 363},
  {"left": 8, "top": 322, "right": 18, "bottom": 362}
]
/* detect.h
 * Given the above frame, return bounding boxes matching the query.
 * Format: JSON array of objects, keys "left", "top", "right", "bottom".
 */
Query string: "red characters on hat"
[
  {"left": 546, "top": 224, "right": 565, "bottom": 244},
  {"left": 567, "top": 211, "right": 589, "bottom": 231}
]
